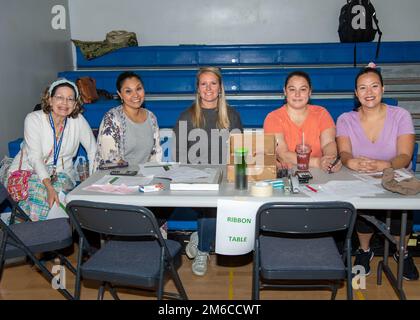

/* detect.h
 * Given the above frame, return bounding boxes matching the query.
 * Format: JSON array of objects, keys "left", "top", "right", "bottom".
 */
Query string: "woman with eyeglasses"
[{"left": 7, "top": 78, "right": 96, "bottom": 221}]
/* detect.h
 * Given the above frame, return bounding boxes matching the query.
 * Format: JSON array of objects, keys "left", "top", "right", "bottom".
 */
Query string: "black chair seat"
[
  {"left": 252, "top": 202, "right": 357, "bottom": 300},
  {"left": 81, "top": 239, "right": 182, "bottom": 288},
  {"left": 1, "top": 182, "right": 75, "bottom": 300},
  {"left": 4, "top": 218, "right": 73, "bottom": 259},
  {"left": 66, "top": 200, "right": 188, "bottom": 300},
  {"left": 260, "top": 236, "right": 345, "bottom": 280}
]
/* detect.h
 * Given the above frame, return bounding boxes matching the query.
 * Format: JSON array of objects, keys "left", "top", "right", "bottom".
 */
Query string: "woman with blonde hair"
[{"left": 173, "top": 67, "right": 243, "bottom": 276}]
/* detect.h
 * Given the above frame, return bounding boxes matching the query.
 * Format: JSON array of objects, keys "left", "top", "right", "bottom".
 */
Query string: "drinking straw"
[{"left": 302, "top": 131, "right": 305, "bottom": 146}]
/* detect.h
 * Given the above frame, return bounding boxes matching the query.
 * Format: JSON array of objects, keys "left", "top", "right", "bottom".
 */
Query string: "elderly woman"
[
  {"left": 173, "top": 67, "right": 243, "bottom": 276},
  {"left": 337, "top": 67, "right": 418, "bottom": 281},
  {"left": 94, "top": 71, "right": 162, "bottom": 169},
  {"left": 264, "top": 70, "right": 341, "bottom": 172},
  {"left": 7, "top": 78, "right": 96, "bottom": 221}
]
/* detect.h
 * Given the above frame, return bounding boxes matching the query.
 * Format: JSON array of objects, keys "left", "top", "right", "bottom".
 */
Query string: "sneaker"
[
  {"left": 159, "top": 222, "right": 168, "bottom": 240},
  {"left": 393, "top": 252, "right": 419, "bottom": 281},
  {"left": 353, "top": 248, "right": 374, "bottom": 276},
  {"left": 185, "top": 231, "right": 198, "bottom": 259},
  {"left": 192, "top": 250, "right": 209, "bottom": 276}
]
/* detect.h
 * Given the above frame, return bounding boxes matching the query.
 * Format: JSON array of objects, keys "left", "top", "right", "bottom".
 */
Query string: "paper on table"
[
  {"left": 353, "top": 172, "right": 383, "bottom": 185},
  {"left": 92, "top": 175, "right": 153, "bottom": 186},
  {"left": 139, "top": 163, "right": 179, "bottom": 177},
  {"left": 82, "top": 175, "right": 153, "bottom": 194},
  {"left": 168, "top": 167, "right": 212, "bottom": 183},
  {"left": 140, "top": 164, "right": 212, "bottom": 183},
  {"left": 301, "top": 180, "right": 385, "bottom": 200},
  {"left": 353, "top": 168, "right": 414, "bottom": 185}
]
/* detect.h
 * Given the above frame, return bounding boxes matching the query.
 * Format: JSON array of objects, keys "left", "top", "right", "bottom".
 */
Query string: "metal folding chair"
[
  {"left": 66, "top": 200, "right": 188, "bottom": 300},
  {"left": 0, "top": 183, "right": 75, "bottom": 299},
  {"left": 252, "top": 201, "right": 357, "bottom": 300}
]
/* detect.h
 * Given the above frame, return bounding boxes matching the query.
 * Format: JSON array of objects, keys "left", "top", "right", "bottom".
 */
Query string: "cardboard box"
[
  {"left": 229, "top": 133, "right": 276, "bottom": 156},
  {"left": 228, "top": 153, "right": 276, "bottom": 166},
  {"left": 227, "top": 133, "right": 277, "bottom": 182},
  {"left": 227, "top": 164, "right": 277, "bottom": 182}
]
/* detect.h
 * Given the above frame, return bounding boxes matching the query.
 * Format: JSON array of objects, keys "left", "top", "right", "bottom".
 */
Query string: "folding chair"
[
  {"left": 252, "top": 201, "right": 357, "bottom": 300},
  {"left": 0, "top": 183, "right": 75, "bottom": 300},
  {"left": 66, "top": 200, "right": 188, "bottom": 300}
]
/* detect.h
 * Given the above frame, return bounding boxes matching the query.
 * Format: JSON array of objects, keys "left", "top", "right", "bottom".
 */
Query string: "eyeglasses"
[{"left": 53, "top": 95, "right": 76, "bottom": 105}]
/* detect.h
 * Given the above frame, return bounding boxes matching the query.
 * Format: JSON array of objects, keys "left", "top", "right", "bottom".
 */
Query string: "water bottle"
[
  {"left": 234, "top": 148, "right": 248, "bottom": 190},
  {"left": 77, "top": 158, "right": 88, "bottom": 182}
]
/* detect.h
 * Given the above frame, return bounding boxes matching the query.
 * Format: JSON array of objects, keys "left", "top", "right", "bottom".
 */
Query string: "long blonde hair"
[{"left": 190, "top": 67, "right": 230, "bottom": 129}]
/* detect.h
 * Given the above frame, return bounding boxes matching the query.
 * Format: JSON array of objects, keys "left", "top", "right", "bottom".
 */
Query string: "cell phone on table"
[
  {"left": 110, "top": 170, "right": 138, "bottom": 176},
  {"left": 98, "top": 161, "right": 129, "bottom": 170}
]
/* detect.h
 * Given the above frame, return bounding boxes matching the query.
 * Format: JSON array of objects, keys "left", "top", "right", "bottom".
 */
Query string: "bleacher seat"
[
  {"left": 77, "top": 97, "right": 398, "bottom": 131},
  {"left": 59, "top": 67, "right": 363, "bottom": 95},
  {"left": 75, "top": 42, "right": 420, "bottom": 68}
]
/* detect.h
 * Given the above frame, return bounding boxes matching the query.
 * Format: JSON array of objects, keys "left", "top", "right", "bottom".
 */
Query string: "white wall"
[
  {"left": 0, "top": 0, "right": 72, "bottom": 158},
  {"left": 69, "top": 0, "right": 420, "bottom": 45}
]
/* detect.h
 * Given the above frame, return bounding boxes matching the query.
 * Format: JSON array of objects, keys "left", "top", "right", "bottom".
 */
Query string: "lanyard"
[{"left": 48, "top": 113, "right": 67, "bottom": 168}]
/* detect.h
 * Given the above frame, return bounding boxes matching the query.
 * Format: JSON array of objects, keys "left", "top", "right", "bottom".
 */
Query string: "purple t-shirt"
[{"left": 336, "top": 105, "right": 414, "bottom": 161}]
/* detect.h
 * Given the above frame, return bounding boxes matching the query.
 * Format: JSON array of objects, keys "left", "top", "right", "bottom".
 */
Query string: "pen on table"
[
  {"left": 144, "top": 164, "right": 172, "bottom": 171},
  {"left": 305, "top": 184, "right": 318, "bottom": 193},
  {"left": 328, "top": 155, "right": 341, "bottom": 174},
  {"left": 155, "top": 176, "right": 172, "bottom": 181}
]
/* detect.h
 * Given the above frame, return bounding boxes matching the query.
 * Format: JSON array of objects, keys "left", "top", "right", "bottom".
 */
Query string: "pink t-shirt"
[{"left": 336, "top": 105, "right": 414, "bottom": 161}]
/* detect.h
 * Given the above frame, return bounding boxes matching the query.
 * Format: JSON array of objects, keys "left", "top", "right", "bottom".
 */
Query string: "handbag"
[
  {"left": 76, "top": 77, "right": 99, "bottom": 104},
  {"left": 7, "top": 149, "right": 32, "bottom": 202}
]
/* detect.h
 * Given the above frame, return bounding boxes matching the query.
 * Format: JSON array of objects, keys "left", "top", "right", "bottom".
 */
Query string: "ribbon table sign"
[{"left": 215, "top": 199, "right": 265, "bottom": 255}]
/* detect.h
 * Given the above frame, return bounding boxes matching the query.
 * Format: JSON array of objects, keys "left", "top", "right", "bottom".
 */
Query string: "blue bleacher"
[
  {"left": 59, "top": 67, "right": 363, "bottom": 95},
  {"left": 75, "top": 41, "right": 420, "bottom": 68},
  {"left": 77, "top": 97, "right": 398, "bottom": 130}
]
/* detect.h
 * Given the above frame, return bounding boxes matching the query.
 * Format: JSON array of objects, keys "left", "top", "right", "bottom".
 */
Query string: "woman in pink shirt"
[{"left": 337, "top": 67, "right": 418, "bottom": 281}]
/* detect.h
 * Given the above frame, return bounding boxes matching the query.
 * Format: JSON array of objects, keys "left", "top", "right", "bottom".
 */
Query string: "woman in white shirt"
[{"left": 8, "top": 78, "right": 96, "bottom": 221}]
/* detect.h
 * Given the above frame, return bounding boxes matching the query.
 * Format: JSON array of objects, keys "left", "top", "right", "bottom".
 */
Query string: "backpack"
[
  {"left": 76, "top": 77, "right": 99, "bottom": 104},
  {"left": 338, "top": 0, "right": 382, "bottom": 63}
]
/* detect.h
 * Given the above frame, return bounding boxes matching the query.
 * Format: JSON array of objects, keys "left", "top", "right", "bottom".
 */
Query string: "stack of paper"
[{"left": 169, "top": 167, "right": 222, "bottom": 191}]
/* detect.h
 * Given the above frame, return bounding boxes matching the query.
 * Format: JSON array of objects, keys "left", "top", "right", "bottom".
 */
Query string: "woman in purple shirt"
[{"left": 337, "top": 67, "right": 418, "bottom": 281}]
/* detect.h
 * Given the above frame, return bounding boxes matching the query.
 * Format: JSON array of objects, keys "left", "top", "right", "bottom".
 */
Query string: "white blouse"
[{"left": 8, "top": 110, "right": 97, "bottom": 182}]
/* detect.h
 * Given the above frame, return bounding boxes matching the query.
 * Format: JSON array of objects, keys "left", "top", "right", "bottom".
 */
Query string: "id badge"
[{"left": 50, "top": 167, "right": 58, "bottom": 184}]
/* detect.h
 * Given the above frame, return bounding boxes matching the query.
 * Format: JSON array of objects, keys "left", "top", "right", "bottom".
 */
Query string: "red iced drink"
[{"left": 295, "top": 144, "right": 311, "bottom": 171}]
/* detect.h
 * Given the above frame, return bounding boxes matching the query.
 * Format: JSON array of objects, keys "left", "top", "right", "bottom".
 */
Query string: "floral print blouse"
[{"left": 93, "top": 105, "right": 162, "bottom": 171}]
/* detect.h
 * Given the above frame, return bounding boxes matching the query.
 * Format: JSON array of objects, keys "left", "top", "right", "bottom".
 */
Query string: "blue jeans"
[{"left": 197, "top": 208, "right": 216, "bottom": 252}]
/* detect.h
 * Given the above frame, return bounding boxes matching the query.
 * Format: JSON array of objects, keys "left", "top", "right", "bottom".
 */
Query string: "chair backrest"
[
  {"left": 0, "top": 182, "right": 9, "bottom": 207},
  {"left": 256, "top": 201, "right": 356, "bottom": 235},
  {"left": 412, "top": 142, "right": 418, "bottom": 172},
  {"left": 66, "top": 200, "right": 161, "bottom": 238}
]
